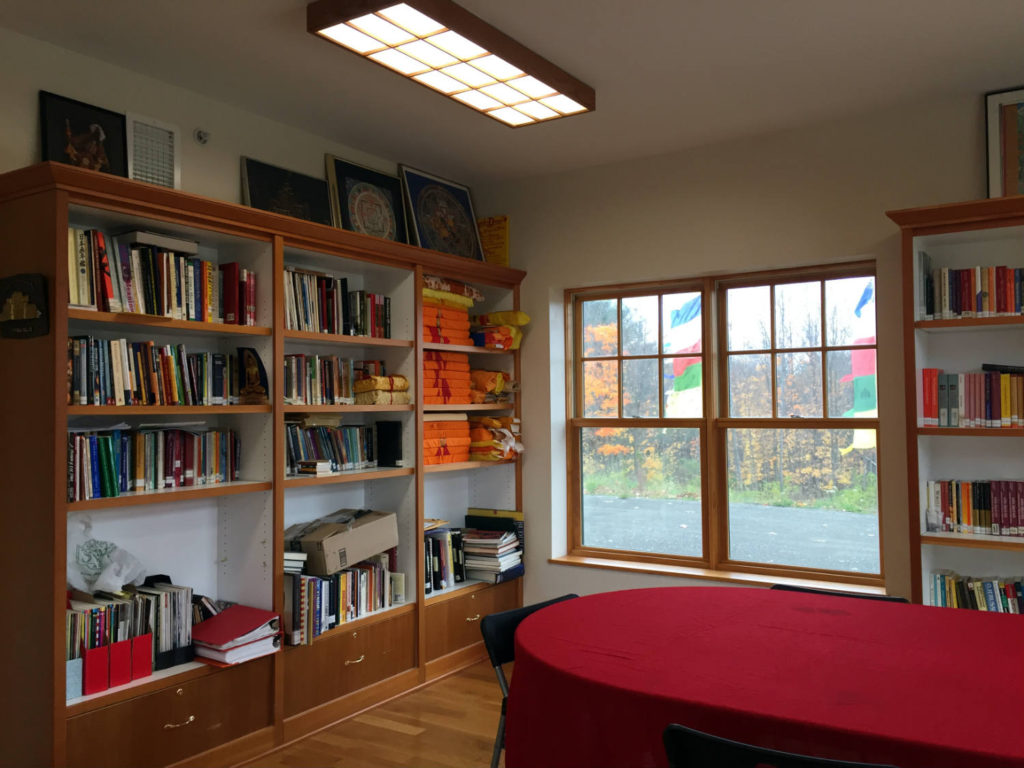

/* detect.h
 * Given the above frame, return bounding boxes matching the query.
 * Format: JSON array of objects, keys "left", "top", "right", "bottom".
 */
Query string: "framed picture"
[
  {"left": 241, "top": 157, "right": 332, "bottom": 226},
  {"left": 399, "top": 165, "right": 483, "bottom": 261},
  {"left": 325, "top": 155, "right": 407, "bottom": 243},
  {"left": 39, "top": 91, "right": 127, "bottom": 177},
  {"left": 986, "top": 86, "right": 1024, "bottom": 197}
]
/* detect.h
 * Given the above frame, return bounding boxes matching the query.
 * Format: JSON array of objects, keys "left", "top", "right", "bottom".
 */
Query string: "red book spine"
[
  {"left": 219, "top": 262, "right": 240, "bottom": 324},
  {"left": 92, "top": 231, "right": 114, "bottom": 312}
]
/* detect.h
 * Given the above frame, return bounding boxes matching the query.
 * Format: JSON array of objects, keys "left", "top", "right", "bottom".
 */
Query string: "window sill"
[{"left": 549, "top": 554, "right": 891, "bottom": 596}]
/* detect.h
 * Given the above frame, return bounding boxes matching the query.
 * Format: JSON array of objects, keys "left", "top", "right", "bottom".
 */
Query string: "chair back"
[
  {"left": 480, "top": 593, "right": 578, "bottom": 673},
  {"left": 769, "top": 584, "right": 908, "bottom": 603},
  {"left": 663, "top": 724, "right": 899, "bottom": 768}
]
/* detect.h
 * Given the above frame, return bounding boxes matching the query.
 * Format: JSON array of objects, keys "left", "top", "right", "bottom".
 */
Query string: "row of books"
[
  {"left": 282, "top": 552, "right": 396, "bottom": 645},
  {"left": 283, "top": 353, "right": 355, "bottom": 405},
  {"left": 283, "top": 268, "right": 391, "bottom": 338},
  {"left": 68, "top": 227, "right": 257, "bottom": 324},
  {"left": 917, "top": 253, "right": 1023, "bottom": 319},
  {"left": 930, "top": 570, "right": 1024, "bottom": 613},
  {"left": 284, "top": 419, "right": 401, "bottom": 475},
  {"left": 423, "top": 508, "right": 525, "bottom": 593},
  {"left": 67, "top": 427, "right": 240, "bottom": 501},
  {"left": 919, "top": 367, "right": 1024, "bottom": 428},
  {"left": 68, "top": 336, "right": 244, "bottom": 407},
  {"left": 924, "top": 479, "right": 1024, "bottom": 537}
]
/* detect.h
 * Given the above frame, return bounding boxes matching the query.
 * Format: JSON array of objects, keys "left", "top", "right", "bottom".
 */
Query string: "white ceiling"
[{"left": 3, "top": 0, "right": 1024, "bottom": 185}]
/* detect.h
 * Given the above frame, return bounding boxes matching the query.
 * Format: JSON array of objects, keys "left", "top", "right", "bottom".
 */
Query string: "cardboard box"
[{"left": 295, "top": 510, "right": 398, "bottom": 576}]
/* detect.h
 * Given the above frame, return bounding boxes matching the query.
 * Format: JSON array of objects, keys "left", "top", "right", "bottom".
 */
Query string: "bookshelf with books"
[
  {"left": 418, "top": 272, "right": 525, "bottom": 678},
  {"left": 889, "top": 197, "right": 1024, "bottom": 608},
  {"left": 0, "top": 162, "right": 527, "bottom": 767}
]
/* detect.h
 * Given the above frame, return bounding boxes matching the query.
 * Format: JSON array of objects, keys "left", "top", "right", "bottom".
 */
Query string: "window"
[{"left": 566, "top": 264, "right": 881, "bottom": 585}]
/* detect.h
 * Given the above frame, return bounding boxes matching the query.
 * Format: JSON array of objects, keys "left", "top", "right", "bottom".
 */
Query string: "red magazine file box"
[
  {"left": 108, "top": 638, "right": 132, "bottom": 687},
  {"left": 131, "top": 633, "right": 153, "bottom": 680},
  {"left": 81, "top": 644, "right": 109, "bottom": 695}
]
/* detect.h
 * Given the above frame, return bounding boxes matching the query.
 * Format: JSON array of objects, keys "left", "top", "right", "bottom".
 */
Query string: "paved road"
[{"left": 582, "top": 495, "right": 880, "bottom": 573}]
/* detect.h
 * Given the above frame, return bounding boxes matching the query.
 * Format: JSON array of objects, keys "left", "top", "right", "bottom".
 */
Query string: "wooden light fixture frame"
[{"left": 307, "top": 0, "right": 596, "bottom": 123}]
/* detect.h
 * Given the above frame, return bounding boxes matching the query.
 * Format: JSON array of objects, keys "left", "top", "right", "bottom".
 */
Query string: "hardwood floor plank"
[{"left": 242, "top": 660, "right": 503, "bottom": 768}]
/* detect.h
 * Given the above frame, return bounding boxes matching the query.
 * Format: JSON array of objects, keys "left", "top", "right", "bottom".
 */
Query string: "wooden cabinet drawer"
[
  {"left": 66, "top": 658, "right": 273, "bottom": 768},
  {"left": 426, "top": 581, "right": 519, "bottom": 661},
  {"left": 283, "top": 608, "right": 415, "bottom": 717}
]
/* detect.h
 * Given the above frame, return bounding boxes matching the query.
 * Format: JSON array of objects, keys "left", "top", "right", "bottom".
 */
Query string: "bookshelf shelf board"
[
  {"left": 283, "top": 329, "right": 413, "bottom": 348},
  {"left": 424, "top": 459, "right": 516, "bottom": 474},
  {"left": 67, "top": 404, "right": 272, "bottom": 415},
  {"left": 66, "top": 660, "right": 210, "bottom": 716},
  {"left": 282, "top": 404, "right": 414, "bottom": 414},
  {"left": 423, "top": 403, "right": 515, "bottom": 412},
  {"left": 67, "top": 308, "right": 272, "bottom": 336},
  {"left": 299, "top": 601, "right": 415, "bottom": 645},
  {"left": 917, "top": 427, "right": 1024, "bottom": 437},
  {"left": 423, "top": 342, "right": 510, "bottom": 355},
  {"left": 921, "top": 533, "right": 1024, "bottom": 551},
  {"left": 283, "top": 467, "right": 414, "bottom": 487},
  {"left": 914, "top": 316, "right": 1024, "bottom": 331},
  {"left": 67, "top": 480, "right": 273, "bottom": 510}
]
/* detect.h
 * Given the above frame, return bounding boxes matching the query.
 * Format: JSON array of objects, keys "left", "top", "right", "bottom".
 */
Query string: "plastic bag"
[{"left": 67, "top": 515, "right": 146, "bottom": 593}]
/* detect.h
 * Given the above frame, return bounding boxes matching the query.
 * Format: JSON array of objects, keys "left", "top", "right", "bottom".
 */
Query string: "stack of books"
[
  {"left": 283, "top": 551, "right": 307, "bottom": 575},
  {"left": 192, "top": 604, "right": 281, "bottom": 665},
  {"left": 462, "top": 529, "right": 522, "bottom": 583}
]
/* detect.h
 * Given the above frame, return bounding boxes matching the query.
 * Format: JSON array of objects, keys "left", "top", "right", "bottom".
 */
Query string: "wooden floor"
[{"left": 242, "top": 660, "right": 503, "bottom": 768}]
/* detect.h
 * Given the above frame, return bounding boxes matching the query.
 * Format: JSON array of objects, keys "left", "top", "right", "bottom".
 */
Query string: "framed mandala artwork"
[
  {"left": 399, "top": 165, "right": 484, "bottom": 261},
  {"left": 326, "top": 155, "right": 407, "bottom": 243}
]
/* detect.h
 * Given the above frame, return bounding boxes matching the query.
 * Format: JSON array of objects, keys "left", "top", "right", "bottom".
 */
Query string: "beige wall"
[
  {"left": 0, "top": 27, "right": 395, "bottom": 199},
  {"left": 478, "top": 96, "right": 988, "bottom": 602},
  {"left": 0, "top": 24, "right": 989, "bottom": 602}
]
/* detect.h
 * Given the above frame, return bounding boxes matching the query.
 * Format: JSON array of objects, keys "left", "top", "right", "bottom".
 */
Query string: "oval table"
[{"left": 506, "top": 586, "right": 1024, "bottom": 768}]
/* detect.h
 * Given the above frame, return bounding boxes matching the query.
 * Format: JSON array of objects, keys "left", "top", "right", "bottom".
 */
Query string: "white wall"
[
  {"left": 0, "top": 27, "right": 396, "bottom": 199},
  {"left": 478, "top": 95, "right": 988, "bottom": 602},
  {"left": 0, "top": 25, "right": 989, "bottom": 602}
]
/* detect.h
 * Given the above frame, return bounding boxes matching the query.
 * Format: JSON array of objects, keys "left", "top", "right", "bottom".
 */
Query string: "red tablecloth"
[{"left": 507, "top": 587, "right": 1024, "bottom": 768}]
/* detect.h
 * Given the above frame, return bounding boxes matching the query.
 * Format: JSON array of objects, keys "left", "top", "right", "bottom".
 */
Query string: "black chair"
[
  {"left": 663, "top": 723, "right": 899, "bottom": 768},
  {"left": 769, "top": 584, "right": 909, "bottom": 603},
  {"left": 479, "top": 593, "right": 579, "bottom": 768}
]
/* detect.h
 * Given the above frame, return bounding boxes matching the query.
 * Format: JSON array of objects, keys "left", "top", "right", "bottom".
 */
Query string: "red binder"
[
  {"left": 131, "top": 633, "right": 153, "bottom": 680},
  {"left": 82, "top": 644, "right": 108, "bottom": 695},
  {"left": 108, "top": 639, "right": 132, "bottom": 687},
  {"left": 192, "top": 605, "right": 279, "bottom": 650}
]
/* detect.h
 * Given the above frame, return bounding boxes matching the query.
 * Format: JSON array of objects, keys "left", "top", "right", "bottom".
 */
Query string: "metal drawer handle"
[
  {"left": 466, "top": 614, "right": 481, "bottom": 622},
  {"left": 163, "top": 715, "right": 195, "bottom": 730},
  {"left": 345, "top": 654, "right": 365, "bottom": 665}
]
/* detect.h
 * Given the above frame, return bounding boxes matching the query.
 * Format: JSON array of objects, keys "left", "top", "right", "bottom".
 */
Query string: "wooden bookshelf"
[
  {"left": 888, "top": 198, "right": 1024, "bottom": 607},
  {"left": 0, "top": 162, "right": 526, "bottom": 768}
]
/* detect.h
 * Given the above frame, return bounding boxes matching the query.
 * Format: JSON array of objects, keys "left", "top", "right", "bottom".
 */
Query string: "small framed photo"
[
  {"left": 325, "top": 155, "right": 407, "bottom": 243},
  {"left": 399, "top": 165, "right": 483, "bottom": 261},
  {"left": 241, "top": 157, "right": 332, "bottom": 226},
  {"left": 986, "top": 86, "right": 1024, "bottom": 197},
  {"left": 39, "top": 91, "right": 127, "bottom": 177}
]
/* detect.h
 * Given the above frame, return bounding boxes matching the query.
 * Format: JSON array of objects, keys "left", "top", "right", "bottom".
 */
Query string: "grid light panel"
[{"left": 315, "top": 2, "right": 589, "bottom": 126}]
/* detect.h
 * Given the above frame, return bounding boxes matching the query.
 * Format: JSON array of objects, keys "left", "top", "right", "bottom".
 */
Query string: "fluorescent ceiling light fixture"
[{"left": 308, "top": 0, "right": 595, "bottom": 127}]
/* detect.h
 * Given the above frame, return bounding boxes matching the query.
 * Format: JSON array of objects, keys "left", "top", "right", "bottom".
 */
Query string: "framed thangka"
[
  {"left": 325, "top": 155, "right": 407, "bottom": 243},
  {"left": 399, "top": 165, "right": 483, "bottom": 261},
  {"left": 986, "top": 86, "right": 1024, "bottom": 197},
  {"left": 241, "top": 157, "right": 332, "bottom": 226}
]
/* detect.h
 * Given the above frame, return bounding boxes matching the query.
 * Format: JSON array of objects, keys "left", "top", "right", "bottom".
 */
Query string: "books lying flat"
[
  {"left": 191, "top": 604, "right": 280, "bottom": 650},
  {"left": 194, "top": 633, "right": 282, "bottom": 665}
]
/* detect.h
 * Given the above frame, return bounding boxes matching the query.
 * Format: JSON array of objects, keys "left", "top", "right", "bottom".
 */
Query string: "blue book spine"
[
  {"left": 88, "top": 435, "right": 101, "bottom": 498},
  {"left": 982, "top": 580, "right": 999, "bottom": 612}
]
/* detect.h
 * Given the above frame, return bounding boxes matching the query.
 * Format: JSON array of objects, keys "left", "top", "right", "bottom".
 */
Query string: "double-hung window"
[{"left": 566, "top": 263, "right": 882, "bottom": 585}]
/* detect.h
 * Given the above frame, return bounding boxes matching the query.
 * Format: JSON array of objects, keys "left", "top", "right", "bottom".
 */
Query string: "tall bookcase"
[
  {"left": 0, "top": 163, "right": 524, "bottom": 767},
  {"left": 888, "top": 197, "right": 1024, "bottom": 606}
]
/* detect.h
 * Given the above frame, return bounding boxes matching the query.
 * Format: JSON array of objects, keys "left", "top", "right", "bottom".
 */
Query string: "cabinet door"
[
  {"left": 425, "top": 581, "right": 518, "bottom": 661},
  {"left": 66, "top": 658, "right": 273, "bottom": 768},
  {"left": 283, "top": 609, "right": 415, "bottom": 716}
]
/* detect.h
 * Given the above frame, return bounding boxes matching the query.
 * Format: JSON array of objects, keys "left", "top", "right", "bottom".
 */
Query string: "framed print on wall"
[
  {"left": 325, "top": 155, "right": 407, "bottom": 243},
  {"left": 986, "top": 86, "right": 1024, "bottom": 197},
  {"left": 241, "top": 157, "right": 332, "bottom": 226},
  {"left": 399, "top": 165, "right": 484, "bottom": 261},
  {"left": 39, "top": 91, "right": 128, "bottom": 177}
]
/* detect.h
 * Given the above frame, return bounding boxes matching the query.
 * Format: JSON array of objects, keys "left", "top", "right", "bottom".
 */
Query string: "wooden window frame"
[{"left": 565, "top": 263, "right": 886, "bottom": 587}]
